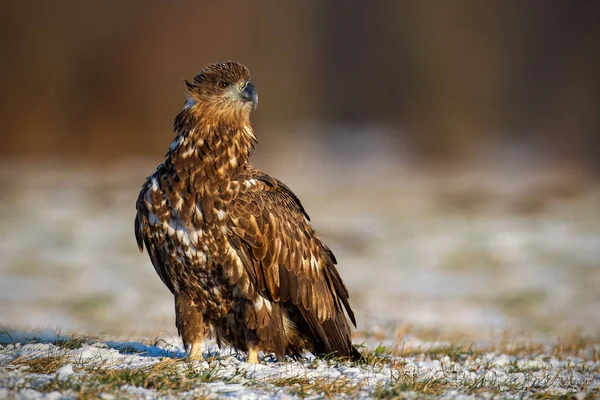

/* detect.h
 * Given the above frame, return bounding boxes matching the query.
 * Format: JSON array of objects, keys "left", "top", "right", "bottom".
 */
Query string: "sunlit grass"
[{"left": 1, "top": 327, "right": 598, "bottom": 399}]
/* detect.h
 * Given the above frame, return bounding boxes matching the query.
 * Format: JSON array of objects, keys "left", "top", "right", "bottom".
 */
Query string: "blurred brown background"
[
  {"left": 1, "top": 1, "right": 599, "bottom": 339},
  {"left": 1, "top": 0, "right": 599, "bottom": 168}
]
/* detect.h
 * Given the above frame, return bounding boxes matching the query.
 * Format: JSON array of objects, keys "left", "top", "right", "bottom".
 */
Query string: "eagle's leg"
[
  {"left": 189, "top": 340, "right": 204, "bottom": 361},
  {"left": 175, "top": 293, "right": 205, "bottom": 361},
  {"left": 244, "top": 325, "right": 260, "bottom": 364},
  {"left": 248, "top": 346, "right": 259, "bottom": 364}
]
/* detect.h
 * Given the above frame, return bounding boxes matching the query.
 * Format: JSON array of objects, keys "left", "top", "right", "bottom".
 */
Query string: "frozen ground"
[
  {"left": 0, "top": 160, "right": 598, "bottom": 398},
  {"left": 0, "top": 329, "right": 598, "bottom": 399}
]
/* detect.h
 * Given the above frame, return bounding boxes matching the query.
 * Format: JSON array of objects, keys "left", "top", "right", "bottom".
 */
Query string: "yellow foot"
[
  {"left": 189, "top": 341, "right": 203, "bottom": 361},
  {"left": 248, "top": 347, "right": 259, "bottom": 364}
]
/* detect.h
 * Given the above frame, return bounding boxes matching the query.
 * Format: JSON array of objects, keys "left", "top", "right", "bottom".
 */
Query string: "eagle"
[{"left": 135, "top": 61, "right": 359, "bottom": 363}]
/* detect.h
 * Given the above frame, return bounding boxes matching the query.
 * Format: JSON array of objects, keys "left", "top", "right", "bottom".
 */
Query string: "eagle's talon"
[
  {"left": 248, "top": 347, "right": 259, "bottom": 364},
  {"left": 189, "top": 341, "right": 204, "bottom": 361}
]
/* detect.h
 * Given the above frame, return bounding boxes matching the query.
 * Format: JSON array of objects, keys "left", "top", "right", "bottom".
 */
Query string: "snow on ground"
[{"left": 0, "top": 329, "right": 598, "bottom": 399}]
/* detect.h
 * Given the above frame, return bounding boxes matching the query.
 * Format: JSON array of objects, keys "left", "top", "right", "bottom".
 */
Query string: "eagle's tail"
[
  {"left": 305, "top": 311, "right": 363, "bottom": 361},
  {"left": 349, "top": 344, "right": 364, "bottom": 362}
]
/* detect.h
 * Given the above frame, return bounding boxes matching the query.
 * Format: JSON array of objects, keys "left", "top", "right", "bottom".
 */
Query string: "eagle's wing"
[
  {"left": 135, "top": 171, "right": 176, "bottom": 294},
  {"left": 134, "top": 164, "right": 201, "bottom": 295},
  {"left": 225, "top": 171, "right": 356, "bottom": 356}
]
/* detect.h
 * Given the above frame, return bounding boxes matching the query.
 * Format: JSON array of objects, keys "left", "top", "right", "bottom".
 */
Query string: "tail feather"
[{"left": 300, "top": 308, "right": 361, "bottom": 360}]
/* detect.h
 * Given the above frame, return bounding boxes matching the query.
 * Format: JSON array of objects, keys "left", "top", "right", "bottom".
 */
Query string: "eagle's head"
[{"left": 185, "top": 61, "right": 258, "bottom": 120}]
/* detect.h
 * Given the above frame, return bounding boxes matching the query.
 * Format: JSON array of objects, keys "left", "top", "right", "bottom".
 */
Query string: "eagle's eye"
[{"left": 217, "top": 81, "right": 229, "bottom": 90}]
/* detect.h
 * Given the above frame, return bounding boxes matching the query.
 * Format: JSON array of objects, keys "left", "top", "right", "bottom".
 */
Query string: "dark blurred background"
[
  {"left": 1, "top": 0, "right": 599, "bottom": 169},
  {"left": 1, "top": 1, "right": 599, "bottom": 339}
]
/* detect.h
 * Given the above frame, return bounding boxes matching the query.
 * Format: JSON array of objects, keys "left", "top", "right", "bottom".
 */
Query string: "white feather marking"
[
  {"left": 244, "top": 179, "right": 257, "bottom": 188},
  {"left": 243, "top": 124, "right": 257, "bottom": 141},
  {"left": 150, "top": 177, "right": 159, "bottom": 191},
  {"left": 230, "top": 156, "right": 237, "bottom": 168},
  {"left": 167, "top": 219, "right": 176, "bottom": 236},
  {"left": 254, "top": 296, "right": 272, "bottom": 312},
  {"left": 220, "top": 225, "right": 228, "bottom": 235},
  {"left": 181, "top": 230, "right": 190, "bottom": 246},
  {"left": 263, "top": 298, "right": 272, "bottom": 311},
  {"left": 254, "top": 297, "right": 263, "bottom": 310},
  {"left": 194, "top": 203, "right": 203, "bottom": 221},
  {"left": 217, "top": 210, "right": 227, "bottom": 221},
  {"left": 189, "top": 230, "right": 199, "bottom": 245},
  {"left": 310, "top": 255, "right": 319, "bottom": 272}
]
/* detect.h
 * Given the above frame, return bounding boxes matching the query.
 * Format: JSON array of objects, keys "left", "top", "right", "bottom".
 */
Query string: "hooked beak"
[{"left": 241, "top": 82, "right": 258, "bottom": 110}]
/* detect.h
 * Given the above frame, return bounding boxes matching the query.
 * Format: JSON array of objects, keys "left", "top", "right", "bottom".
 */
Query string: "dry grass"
[
  {"left": 34, "top": 359, "right": 223, "bottom": 398},
  {"left": 267, "top": 376, "right": 365, "bottom": 398},
  {"left": 78, "top": 360, "right": 199, "bottom": 396},
  {"left": 12, "top": 354, "right": 69, "bottom": 374},
  {"left": 2, "top": 327, "right": 598, "bottom": 399}
]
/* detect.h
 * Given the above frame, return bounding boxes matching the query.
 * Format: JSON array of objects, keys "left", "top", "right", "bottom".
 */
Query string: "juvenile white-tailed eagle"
[{"left": 135, "top": 61, "right": 359, "bottom": 363}]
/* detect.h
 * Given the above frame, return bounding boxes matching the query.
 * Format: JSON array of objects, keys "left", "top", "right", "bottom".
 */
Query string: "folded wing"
[{"left": 226, "top": 172, "right": 357, "bottom": 356}]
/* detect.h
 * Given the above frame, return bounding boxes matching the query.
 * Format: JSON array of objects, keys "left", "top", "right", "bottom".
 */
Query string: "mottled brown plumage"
[{"left": 135, "top": 61, "right": 359, "bottom": 362}]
